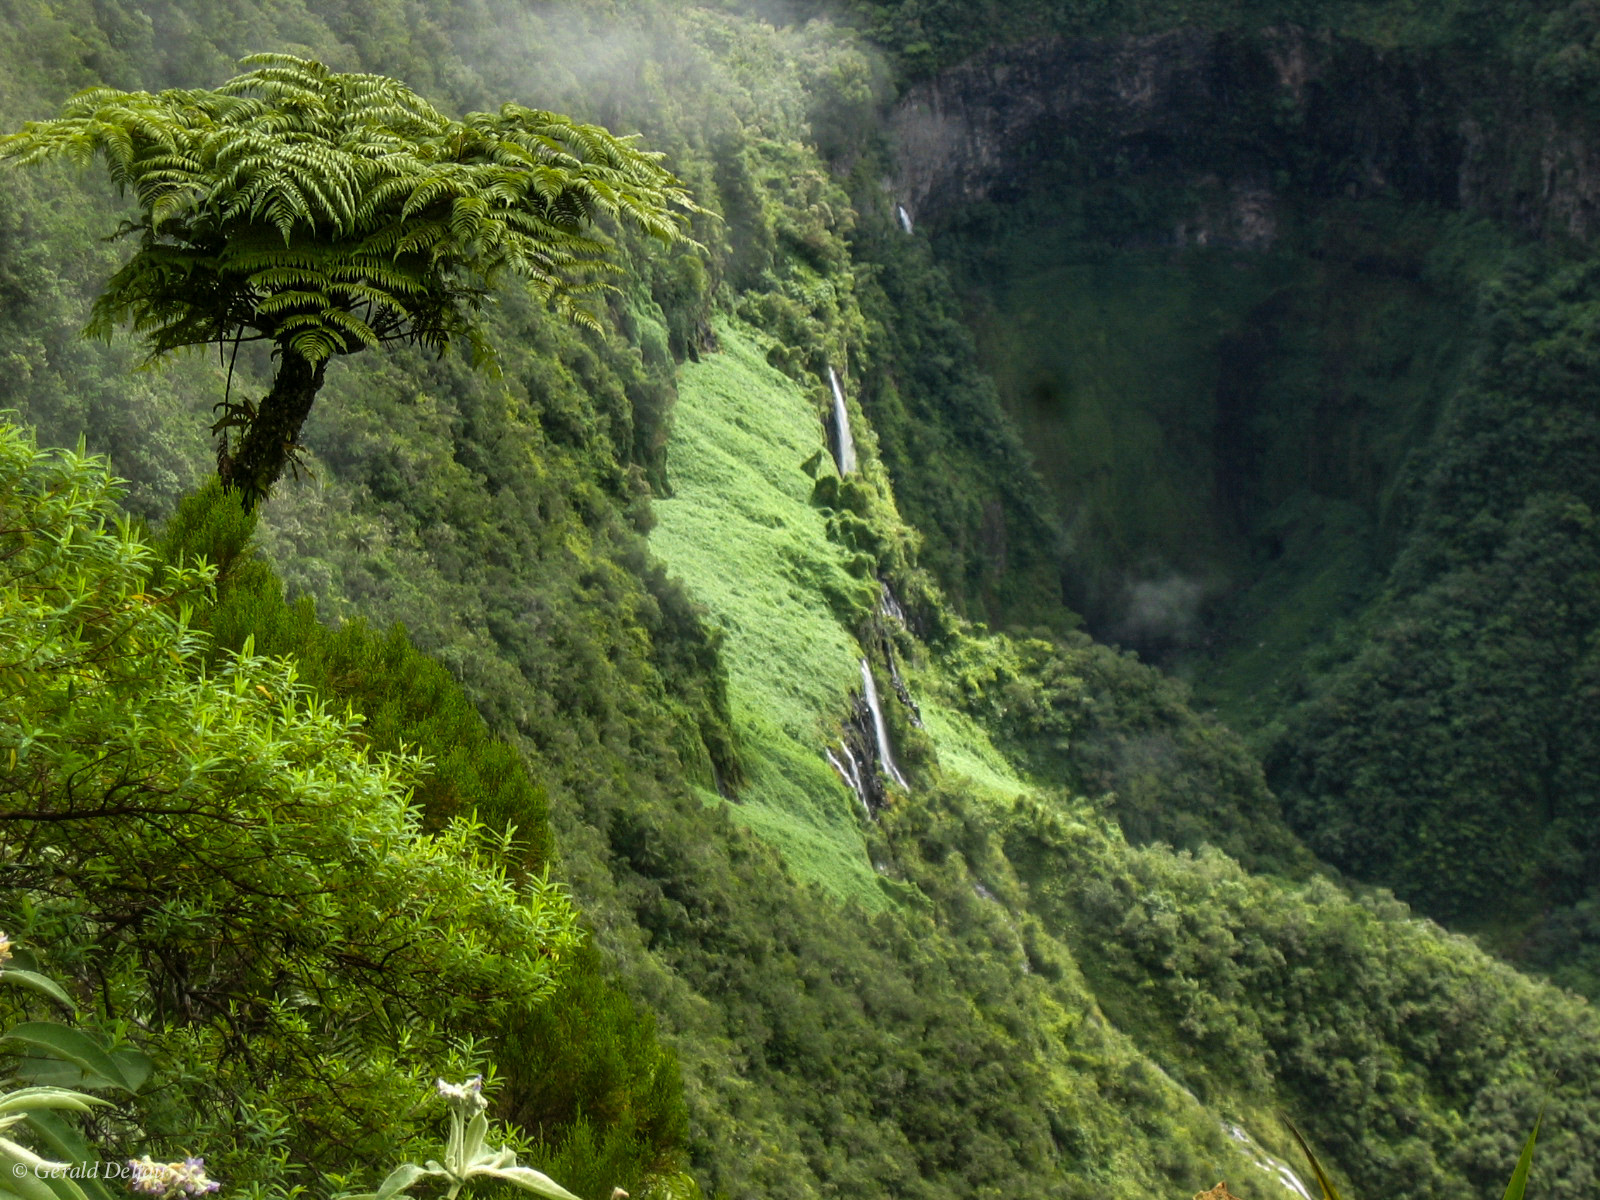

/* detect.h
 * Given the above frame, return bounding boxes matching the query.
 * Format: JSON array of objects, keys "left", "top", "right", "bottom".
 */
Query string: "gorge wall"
[
  {"left": 891, "top": 26, "right": 1600, "bottom": 243},
  {"left": 874, "top": 18, "right": 1600, "bottom": 990}
]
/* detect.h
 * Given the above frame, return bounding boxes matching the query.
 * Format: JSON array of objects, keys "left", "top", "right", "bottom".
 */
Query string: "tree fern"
[{"left": 1, "top": 53, "right": 699, "bottom": 506}]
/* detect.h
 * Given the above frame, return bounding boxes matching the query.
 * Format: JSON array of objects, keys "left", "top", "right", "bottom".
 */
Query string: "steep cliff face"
[
  {"left": 891, "top": 27, "right": 1600, "bottom": 243},
  {"left": 881, "top": 20, "right": 1600, "bottom": 992},
  {"left": 881, "top": 27, "right": 1542, "bottom": 652}
]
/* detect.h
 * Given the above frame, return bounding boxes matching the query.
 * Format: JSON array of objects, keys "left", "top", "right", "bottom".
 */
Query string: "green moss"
[
  {"left": 917, "top": 689, "right": 1032, "bottom": 801},
  {"left": 651, "top": 320, "right": 885, "bottom": 908}
]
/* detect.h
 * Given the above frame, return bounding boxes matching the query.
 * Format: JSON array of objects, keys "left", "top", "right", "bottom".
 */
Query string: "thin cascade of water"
[
  {"left": 842, "top": 741, "right": 867, "bottom": 799},
  {"left": 896, "top": 204, "right": 914, "bottom": 234},
  {"left": 1222, "top": 1124, "right": 1313, "bottom": 1200},
  {"left": 860, "top": 658, "right": 909, "bottom": 791},
  {"left": 827, "top": 366, "right": 857, "bottom": 475},
  {"left": 884, "top": 645, "right": 923, "bottom": 729},
  {"left": 826, "top": 745, "right": 871, "bottom": 818},
  {"left": 879, "top": 580, "right": 908, "bottom": 626}
]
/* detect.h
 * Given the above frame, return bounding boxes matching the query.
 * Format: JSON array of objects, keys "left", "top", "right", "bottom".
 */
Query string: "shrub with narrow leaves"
[{"left": 0, "top": 423, "right": 580, "bottom": 1187}]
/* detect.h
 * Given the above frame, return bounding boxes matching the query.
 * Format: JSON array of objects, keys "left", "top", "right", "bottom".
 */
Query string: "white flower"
[
  {"left": 127, "top": 1157, "right": 221, "bottom": 1198},
  {"left": 436, "top": 1076, "right": 487, "bottom": 1115},
  {"left": 435, "top": 1076, "right": 483, "bottom": 1101}
]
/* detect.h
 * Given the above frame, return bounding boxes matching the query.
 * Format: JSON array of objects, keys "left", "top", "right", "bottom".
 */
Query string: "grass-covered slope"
[
  {"left": 641, "top": 317, "right": 1600, "bottom": 1200},
  {"left": 652, "top": 323, "right": 881, "bottom": 905}
]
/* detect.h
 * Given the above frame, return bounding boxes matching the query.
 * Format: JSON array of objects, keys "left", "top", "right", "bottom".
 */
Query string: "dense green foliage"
[
  {"left": 932, "top": 627, "right": 1311, "bottom": 870},
  {"left": 0, "top": 427, "right": 581, "bottom": 1191},
  {"left": 1, "top": 51, "right": 695, "bottom": 503},
  {"left": 1008, "top": 816, "right": 1599, "bottom": 1199},
  {"left": 151, "top": 482, "right": 693, "bottom": 1198},
  {"left": 3, "top": 4, "right": 1600, "bottom": 1200},
  {"left": 1267, "top": 253, "right": 1600, "bottom": 991}
]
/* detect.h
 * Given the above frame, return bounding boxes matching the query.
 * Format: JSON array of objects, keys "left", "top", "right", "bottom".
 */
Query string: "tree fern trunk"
[{"left": 219, "top": 350, "right": 327, "bottom": 508}]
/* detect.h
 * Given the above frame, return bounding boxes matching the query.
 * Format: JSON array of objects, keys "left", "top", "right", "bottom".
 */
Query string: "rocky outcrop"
[{"left": 890, "top": 27, "right": 1600, "bottom": 242}]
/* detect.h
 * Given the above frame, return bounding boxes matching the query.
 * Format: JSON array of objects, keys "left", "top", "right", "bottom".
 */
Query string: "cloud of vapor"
[
  {"left": 439, "top": 0, "right": 885, "bottom": 147},
  {"left": 1116, "top": 570, "right": 1208, "bottom": 649}
]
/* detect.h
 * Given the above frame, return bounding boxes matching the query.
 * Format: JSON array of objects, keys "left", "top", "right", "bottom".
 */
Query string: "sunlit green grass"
[
  {"left": 652, "top": 321, "right": 886, "bottom": 907},
  {"left": 917, "top": 688, "right": 1031, "bottom": 800},
  {"left": 653, "top": 322, "right": 1069, "bottom": 901}
]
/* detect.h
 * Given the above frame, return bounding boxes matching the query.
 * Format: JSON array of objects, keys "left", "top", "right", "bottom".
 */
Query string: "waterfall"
[
  {"left": 877, "top": 583, "right": 923, "bottom": 727},
  {"left": 826, "top": 745, "right": 871, "bottom": 818},
  {"left": 1222, "top": 1124, "right": 1313, "bottom": 1200},
  {"left": 879, "top": 581, "right": 908, "bottom": 626},
  {"left": 896, "top": 204, "right": 914, "bottom": 234},
  {"left": 827, "top": 366, "right": 857, "bottom": 475},
  {"left": 859, "top": 659, "right": 909, "bottom": 791}
]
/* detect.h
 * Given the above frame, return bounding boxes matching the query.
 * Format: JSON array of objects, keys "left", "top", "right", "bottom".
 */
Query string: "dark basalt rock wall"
[{"left": 891, "top": 27, "right": 1600, "bottom": 243}]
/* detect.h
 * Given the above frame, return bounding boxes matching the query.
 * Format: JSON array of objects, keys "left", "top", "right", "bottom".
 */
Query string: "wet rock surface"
[{"left": 892, "top": 28, "right": 1600, "bottom": 242}]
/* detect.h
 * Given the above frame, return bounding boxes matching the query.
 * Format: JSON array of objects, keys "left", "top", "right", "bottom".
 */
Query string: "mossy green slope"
[
  {"left": 651, "top": 318, "right": 1049, "bottom": 894},
  {"left": 651, "top": 321, "right": 882, "bottom": 907}
]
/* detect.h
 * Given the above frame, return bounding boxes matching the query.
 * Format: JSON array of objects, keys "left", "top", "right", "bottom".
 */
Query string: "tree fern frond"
[
  {"left": 3, "top": 51, "right": 701, "bottom": 498},
  {"left": 255, "top": 289, "right": 333, "bottom": 316},
  {"left": 394, "top": 220, "right": 450, "bottom": 258}
]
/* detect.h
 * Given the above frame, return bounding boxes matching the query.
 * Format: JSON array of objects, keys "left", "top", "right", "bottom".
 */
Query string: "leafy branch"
[{"left": 351, "top": 1079, "right": 578, "bottom": 1200}]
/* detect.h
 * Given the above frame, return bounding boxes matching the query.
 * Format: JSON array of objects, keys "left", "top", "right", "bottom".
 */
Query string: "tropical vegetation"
[
  {"left": 1, "top": 4, "right": 1598, "bottom": 1200},
  {"left": 1, "top": 52, "right": 696, "bottom": 504}
]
